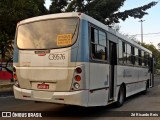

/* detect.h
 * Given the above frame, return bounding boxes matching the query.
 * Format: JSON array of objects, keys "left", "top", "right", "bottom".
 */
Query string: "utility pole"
[{"left": 139, "top": 20, "right": 145, "bottom": 43}]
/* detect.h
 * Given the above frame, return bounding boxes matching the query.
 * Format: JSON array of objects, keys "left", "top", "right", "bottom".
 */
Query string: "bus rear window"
[{"left": 17, "top": 18, "right": 79, "bottom": 49}]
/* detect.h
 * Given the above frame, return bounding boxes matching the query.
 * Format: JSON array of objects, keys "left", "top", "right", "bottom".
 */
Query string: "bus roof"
[{"left": 18, "top": 12, "right": 152, "bottom": 54}]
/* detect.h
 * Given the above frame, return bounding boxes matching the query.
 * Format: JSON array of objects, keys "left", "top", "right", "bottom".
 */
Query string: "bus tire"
[
  {"left": 116, "top": 86, "right": 125, "bottom": 107},
  {"left": 142, "top": 82, "right": 148, "bottom": 95}
]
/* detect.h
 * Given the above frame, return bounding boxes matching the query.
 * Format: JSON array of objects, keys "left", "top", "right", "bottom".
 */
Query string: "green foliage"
[
  {"left": 49, "top": 0, "right": 67, "bottom": 13},
  {"left": 0, "top": 32, "right": 9, "bottom": 61},
  {"left": 86, "top": 0, "right": 125, "bottom": 24},
  {"left": 0, "top": 0, "right": 44, "bottom": 39},
  {"left": 65, "top": 0, "right": 86, "bottom": 12},
  {"left": 0, "top": 0, "right": 47, "bottom": 61},
  {"left": 33, "top": 0, "right": 48, "bottom": 14}
]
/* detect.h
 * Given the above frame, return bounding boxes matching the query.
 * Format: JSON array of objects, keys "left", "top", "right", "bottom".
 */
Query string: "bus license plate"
[{"left": 37, "top": 83, "right": 49, "bottom": 89}]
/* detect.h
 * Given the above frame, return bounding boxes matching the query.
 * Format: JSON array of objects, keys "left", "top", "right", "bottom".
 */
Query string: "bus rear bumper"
[{"left": 13, "top": 86, "right": 89, "bottom": 107}]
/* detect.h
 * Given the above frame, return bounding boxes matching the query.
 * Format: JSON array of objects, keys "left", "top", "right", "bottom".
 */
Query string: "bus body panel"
[
  {"left": 89, "top": 63, "right": 109, "bottom": 89},
  {"left": 117, "top": 65, "right": 150, "bottom": 85},
  {"left": 88, "top": 63, "right": 110, "bottom": 106},
  {"left": 88, "top": 89, "right": 109, "bottom": 106},
  {"left": 117, "top": 65, "right": 149, "bottom": 97}
]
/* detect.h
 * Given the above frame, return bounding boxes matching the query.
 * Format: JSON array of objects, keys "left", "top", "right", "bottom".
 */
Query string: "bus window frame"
[
  {"left": 89, "top": 23, "right": 108, "bottom": 63},
  {"left": 16, "top": 17, "right": 80, "bottom": 50}
]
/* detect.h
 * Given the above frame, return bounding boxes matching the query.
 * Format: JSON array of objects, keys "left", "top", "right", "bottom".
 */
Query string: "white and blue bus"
[{"left": 13, "top": 12, "right": 154, "bottom": 107}]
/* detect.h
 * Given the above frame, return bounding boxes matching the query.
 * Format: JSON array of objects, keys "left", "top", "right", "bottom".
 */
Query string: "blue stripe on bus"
[
  {"left": 71, "top": 20, "right": 89, "bottom": 62},
  {"left": 13, "top": 43, "right": 19, "bottom": 63}
]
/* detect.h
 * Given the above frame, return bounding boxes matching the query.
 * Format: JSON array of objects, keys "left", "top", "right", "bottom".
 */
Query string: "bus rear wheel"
[
  {"left": 116, "top": 86, "right": 125, "bottom": 107},
  {"left": 142, "top": 81, "right": 148, "bottom": 95}
]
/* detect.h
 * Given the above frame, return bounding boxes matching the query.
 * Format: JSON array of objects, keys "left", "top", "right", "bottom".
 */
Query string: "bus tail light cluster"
[
  {"left": 13, "top": 66, "right": 20, "bottom": 88},
  {"left": 72, "top": 66, "right": 84, "bottom": 90}
]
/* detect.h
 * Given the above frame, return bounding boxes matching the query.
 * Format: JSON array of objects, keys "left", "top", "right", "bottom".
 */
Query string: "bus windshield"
[{"left": 17, "top": 17, "right": 79, "bottom": 49}]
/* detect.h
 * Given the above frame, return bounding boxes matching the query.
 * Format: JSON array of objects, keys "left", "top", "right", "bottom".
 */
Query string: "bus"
[{"left": 13, "top": 12, "right": 154, "bottom": 107}]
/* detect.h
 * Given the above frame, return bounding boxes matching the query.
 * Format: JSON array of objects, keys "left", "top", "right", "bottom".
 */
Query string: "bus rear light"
[
  {"left": 74, "top": 82, "right": 80, "bottom": 89},
  {"left": 13, "top": 67, "right": 16, "bottom": 72},
  {"left": 75, "top": 75, "right": 81, "bottom": 81},
  {"left": 13, "top": 74, "right": 17, "bottom": 80},
  {"left": 76, "top": 67, "right": 82, "bottom": 74}
]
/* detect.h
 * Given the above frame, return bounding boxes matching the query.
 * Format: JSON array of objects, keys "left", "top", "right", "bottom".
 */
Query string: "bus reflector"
[{"left": 75, "top": 75, "right": 81, "bottom": 81}]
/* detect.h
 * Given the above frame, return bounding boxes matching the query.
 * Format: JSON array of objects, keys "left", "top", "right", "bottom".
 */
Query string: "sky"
[{"left": 44, "top": 0, "right": 160, "bottom": 48}]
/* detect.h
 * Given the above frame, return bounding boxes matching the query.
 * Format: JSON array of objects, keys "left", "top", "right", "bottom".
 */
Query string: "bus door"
[{"left": 109, "top": 41, "right": 117, "bottom": 100}]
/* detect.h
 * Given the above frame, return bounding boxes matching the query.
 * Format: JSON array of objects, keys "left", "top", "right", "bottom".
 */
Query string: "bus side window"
[
  {"left": 90, "top": 26, "right": 107, "bottom": 61},
  {"left": 138, "top": 50, "right": 142, "bottom": 66},
  {"left": 144, "top": 52, "right": 149, "bottom": 67},
  {"left": 141, "top": 51, "right": 145, "bottom": 66},
  {"left": 127, "top": 44, "right": 132, "bottom": 64},
  {"left": 122, "top": 42, "right": 127, "bottom": 64},
  {"left": 148, "top": 54, "right": 153, "bottom": 72},
  {"left": 118, "top": 39, "right": 123, "bottom": 64},
  {"left": 135, "top": 48, "right": 139, "bottom": 65},
  {"left": 131, "top": 46, "right": 135, "bottom": 65},
  {"left": 91, "top": 27, "right": 96, "bottom": 58}
]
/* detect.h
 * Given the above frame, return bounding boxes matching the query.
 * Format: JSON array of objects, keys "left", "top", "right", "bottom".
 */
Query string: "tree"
[
  {"left": 49, "top": 0, "right": 158, "bottom": 25},
  {"left": 33, "top": 0, "right": 48, "bottom": 14},
  {"left": 49, "top": 0, "right": 67, "bottom": 13},
  {"left": 0, "top": 0, "right": 48, "bottom": 62},
  {"left": 65, "top": 0, "right": 86, "bottom": 12}
]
